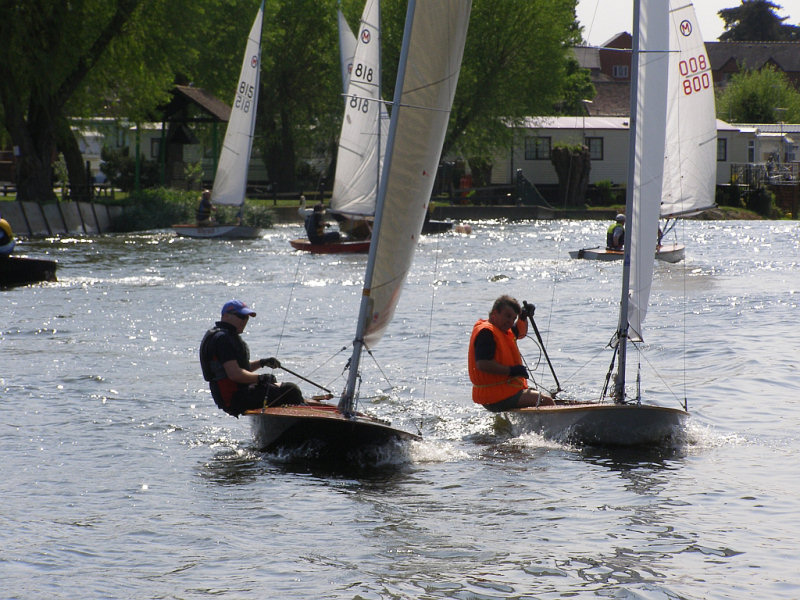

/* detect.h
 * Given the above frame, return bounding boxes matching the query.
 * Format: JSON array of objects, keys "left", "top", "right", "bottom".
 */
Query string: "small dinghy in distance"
[
  {"left": 289, "top": 238, "right": 370, "bottom": 254},
  {"left": 569, "top": 242, "right": 684, "bottom": 263},
  {"left": 506, "top": 0, "right": 716, "bottom": 448},
  {"left": 246, "top": 0, "right": 472, "bottom": 453},
  {"left": 171, "top": 4, "right": 264, "bottom": 240}
]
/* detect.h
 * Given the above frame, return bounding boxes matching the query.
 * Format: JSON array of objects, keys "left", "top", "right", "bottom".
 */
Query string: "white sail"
[
  {"left": 330, "top": 0, "right": 390, "bottom": 218},
  {"left": 363, "top": 0, "right": 471, "bottom": 346},
  {"left": 339, "top": 0, "right": 471, "bottom": 413},
  {"left": 211, "top": 4, "right": 263, "bottom": 207},
  {"left": 626, "top": 0, "right": 670, "bottom": 341},
  {"left": 660, "top": 2, "right": 717, "bottom": 219},
  {"left": 338, "top": 8, "right": 357, "bottom": 94}
]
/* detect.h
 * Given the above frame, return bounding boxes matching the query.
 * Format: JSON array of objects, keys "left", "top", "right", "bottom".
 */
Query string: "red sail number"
[{"left": 679, "top": 54, "right": 710, "bottom": 96}]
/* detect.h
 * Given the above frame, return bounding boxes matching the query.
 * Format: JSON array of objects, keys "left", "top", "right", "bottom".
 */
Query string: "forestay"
[{"left": 211, "top": 3, "right": 263, "bottom": 207}]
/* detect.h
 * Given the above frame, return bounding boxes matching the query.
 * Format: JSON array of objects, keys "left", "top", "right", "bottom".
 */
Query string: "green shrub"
[
  {"left": 113, "top": 188, "right": 274, "bottom": 232},
  {"left": 745, "top": 187, "right": 775, "bottom": 217}
]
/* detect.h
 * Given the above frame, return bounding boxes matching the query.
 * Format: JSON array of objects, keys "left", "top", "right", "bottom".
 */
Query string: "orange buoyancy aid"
[{"left": 468, "top": 319, "right": 528, "bottom": 405}]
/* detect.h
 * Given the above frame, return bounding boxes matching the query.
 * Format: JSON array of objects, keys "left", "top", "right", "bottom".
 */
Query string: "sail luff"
[
  {"left": 340, "top": 0, "right": 472, "bottom": 413},
  {"left": 211, "top": 3, "right": 263, "bottom": 207},
  {"left": 338, "top": 8, "right": 357, "bottom": 94}
]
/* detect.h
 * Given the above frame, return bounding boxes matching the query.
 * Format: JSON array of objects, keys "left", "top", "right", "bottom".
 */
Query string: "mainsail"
[
  {"left": 627, "top": 0, "right": 715, "bottom": 341},
  {"left": 330, "top": 0, "right": 390, "bottom": 219},
  {"left": 210, "top": 3, "right": 263, "bottom": 207},
  {"left": 340, "top": 0, "right": 471, "bottom": 412},
  {"left": 660, "top": 2, "right": 717, "bottom": 219}
]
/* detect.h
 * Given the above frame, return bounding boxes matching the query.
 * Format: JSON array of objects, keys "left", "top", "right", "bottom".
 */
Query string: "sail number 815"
[
  {"left": 679, "top": 55, "right": 710, "bottom": 96},
  {"left": 235, "top": 81, "right": 255, "bottom": 113}
]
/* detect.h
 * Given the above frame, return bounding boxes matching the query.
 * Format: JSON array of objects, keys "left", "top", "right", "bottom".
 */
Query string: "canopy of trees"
[
  {"left": 1, "top": 0, "right": 587, "bottom": 200},
  {"left": 719, "top": 0, "right": 799, "bottom": 41},
  {"left": 716, "top": 65, "right": 800, "bottom": 123}
]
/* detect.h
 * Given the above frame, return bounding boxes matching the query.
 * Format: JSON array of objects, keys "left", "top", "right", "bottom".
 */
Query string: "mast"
[{"left": 613, "top": 0, "right": 641, "bottom": 403}]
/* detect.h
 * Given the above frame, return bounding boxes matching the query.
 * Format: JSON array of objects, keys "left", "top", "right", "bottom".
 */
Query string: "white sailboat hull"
[
  {"left": 244, "top": 403, "right": 419, "bottom": 452},
  {"left": 504, "top": 402, "right": 687, "bottom": 447},
  {"left": 569, "top": 242, "right": 684, "bottom": 263}
]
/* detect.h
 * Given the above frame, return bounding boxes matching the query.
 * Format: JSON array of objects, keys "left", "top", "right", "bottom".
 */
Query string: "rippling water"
[{"left": 3, "top": 219, "right": 799, "bottom": 599}]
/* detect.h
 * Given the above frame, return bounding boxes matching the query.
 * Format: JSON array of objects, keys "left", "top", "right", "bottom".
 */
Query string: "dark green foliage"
[
  {"left": 745, "top": 186, "right": 776, "bottom": 216},
  {"left": 717, "top": 184, "right": 745, "bottom": 208},
  {"left": 113, "top": 188, "right": 274, "bottom": 232},
  {"left": 718, "top": 1, "right": 799, "bottom": 41},
  {"left": 100, "top": 146, "right": 159, "bottom": 192}
]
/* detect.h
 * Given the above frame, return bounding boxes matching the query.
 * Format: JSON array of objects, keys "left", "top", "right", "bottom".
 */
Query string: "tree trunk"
[
  {"left": 550, "top": 145, "right": 591, "bottom": 208},
  {"left": 264, "top": 107, "right": 296, "bottom": 193},
  {"left": 57, "top": 116, "right": 90, "bottom": 202},
  {"left": 10, "top": 104, "right": 58, "bottom": 204}
]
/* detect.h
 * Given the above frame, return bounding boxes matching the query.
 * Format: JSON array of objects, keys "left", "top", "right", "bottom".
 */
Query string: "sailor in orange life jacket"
[{"left": 468, "top": 295, "right": 554, "bottom": 412}]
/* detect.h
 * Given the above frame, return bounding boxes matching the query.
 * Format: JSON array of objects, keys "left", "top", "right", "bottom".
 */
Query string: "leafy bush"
[
  {"left": 100, "top": 146, "right": 159, "bottom": 192},
  {"left": 113, "top": 188, "right": 274, "bottom": 232},
  {"left": 745, "top": 187, "right": 775, "bottom": 217},
  {"left": 716, "top": 184, "right": 744, "bottom": 208}
]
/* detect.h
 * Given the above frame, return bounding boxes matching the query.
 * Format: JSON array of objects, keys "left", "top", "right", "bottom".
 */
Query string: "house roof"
[
  {"left": 160, "top": 85, "right": 231, "bottom": 123},
  {"left": 706, "top": 41, "right": 800, "bottom": 74}
]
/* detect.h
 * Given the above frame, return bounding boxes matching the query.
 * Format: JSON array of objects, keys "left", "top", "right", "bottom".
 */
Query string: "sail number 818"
[{"left": 678, "top": 55, "right": 710, "bottom": 96}]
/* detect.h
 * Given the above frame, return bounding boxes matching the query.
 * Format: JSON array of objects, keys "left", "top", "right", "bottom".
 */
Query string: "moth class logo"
[
  {"left": 361, "top": 28, "right": 371, "bottom": 44},
  {"left": 250, "top": 55, "right": 258, "bottom": 68},
  {"left": 680, "top": 20, "right": 692, "bottom": 36}
]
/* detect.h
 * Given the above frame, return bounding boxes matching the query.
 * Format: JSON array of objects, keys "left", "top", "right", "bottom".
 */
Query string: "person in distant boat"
[
  {"left": 0, "top": 217, "right": 15, "bottom": 255},
  {"left": 196, "top": 189, "right": 216, "bottom": 226},
  {"left": 468, "top": 295, "right": 554, "bottom": 412},
  {"left": 200, "top": 300, "right": 305, "bottom": 417},
  {"left": 304, "top": 203, "right": 341, "bottom": 244},
  {"left": 606, "top": 213, "right": 625, "bottom": 251}
]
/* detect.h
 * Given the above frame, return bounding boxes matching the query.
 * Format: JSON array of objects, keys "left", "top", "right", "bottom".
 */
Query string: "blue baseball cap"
[{"left": 221, "top": 300, "right": 257, "bottom": 318}]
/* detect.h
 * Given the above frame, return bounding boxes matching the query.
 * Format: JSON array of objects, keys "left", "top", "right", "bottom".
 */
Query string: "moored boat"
[{"left": 0, "top": 255, "right": 58, "bottom": 287}]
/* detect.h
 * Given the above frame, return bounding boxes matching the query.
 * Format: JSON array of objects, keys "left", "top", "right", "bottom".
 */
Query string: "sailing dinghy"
[
  {"left": 172, "top": 3, "right": 264, "bottom": 240},
  {"left": 570, "top": 1, "right": 716, "bottom": 264},
  {"left": 507, "top": 0, "right": 713, "bottom": 447},
  {"left": 248, "top": 0, "right": 472, "bottom": 452},
  {"left": 290, "top": 0, "right": 390, "bottom": 254}
]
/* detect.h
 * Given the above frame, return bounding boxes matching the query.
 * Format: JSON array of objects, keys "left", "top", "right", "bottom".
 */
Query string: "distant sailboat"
[
  {"left": 249, "top": 0, "right": 472, "bottom": 452},
  {"left": 290, "top": 0, "right": 389, "bottom": 253},
  {"left": 507, "top": 0, "right": 711, "bottom": 447},
  {"left": 173, "top": 3, "right": 264, "bottom": 240},
  {"left": 570, "top": 2, "right": 716, "bottom": 263}
]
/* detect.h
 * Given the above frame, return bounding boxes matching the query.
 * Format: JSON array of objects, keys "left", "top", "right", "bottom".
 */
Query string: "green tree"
[
  {"left": 716, "top": 65, "right": 800, "bottom": 122},
  {"left": 718, "top": 0, "right": 799, "bottom": 41},
  {"left": 0, "top": 0, "right": 207, "bottom": 203},
  {"left": 257, "top": 0, "right": 341, "bottom": 192}
]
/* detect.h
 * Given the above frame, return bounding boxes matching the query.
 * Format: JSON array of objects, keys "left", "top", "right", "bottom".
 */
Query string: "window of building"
[
  {"left": 585, "top": 137, "right": 604, "bottom": 160},
  {"left": 612, "top": 65, "right": 629, "bottom": 79},
  {"left": 747, "top": 140, "right": 755, "bottom": 163},
  {"left": 525, "top": 136, "right": 551, "bottom": 160},
  {"left": 150, "top": 139, "right": 161, "bottom": 160},
  {"left": 717, "top": 138, "right": 727, "bottom": 162}
]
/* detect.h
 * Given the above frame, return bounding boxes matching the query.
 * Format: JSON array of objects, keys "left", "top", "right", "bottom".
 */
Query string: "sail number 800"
[{"left": 678, "top": 55, "right": 710, "bottom": 96}]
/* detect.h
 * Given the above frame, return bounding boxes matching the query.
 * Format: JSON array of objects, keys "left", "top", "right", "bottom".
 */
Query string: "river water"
[{"left": 2, "top": 219, "right": 799, "bottom": 599}]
